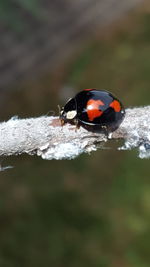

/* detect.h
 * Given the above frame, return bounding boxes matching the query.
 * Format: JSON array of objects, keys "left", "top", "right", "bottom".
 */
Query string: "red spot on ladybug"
[
  {"left": 84, "top": 88, "right": 94, "bottom": 91},
  {"left": 86, "top": 99, "right": 104, "bottom": 121},
  {"left": 109, "top": 100, "right": 121, "bottom": 112}
]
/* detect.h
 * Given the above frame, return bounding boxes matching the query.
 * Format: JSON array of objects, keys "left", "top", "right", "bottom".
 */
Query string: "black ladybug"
[{"left": 60, "top": 89, "right": 125, "bottom": 132}]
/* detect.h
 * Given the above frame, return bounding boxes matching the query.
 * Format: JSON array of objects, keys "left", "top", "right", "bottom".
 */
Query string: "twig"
[{"left": 0, "top": 106, "right": 150, "bottom": 160}]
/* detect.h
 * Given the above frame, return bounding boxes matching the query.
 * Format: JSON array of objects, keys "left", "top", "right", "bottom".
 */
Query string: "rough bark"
[{"left": 0, "top": 106, "right": 150, "bottom": 160}]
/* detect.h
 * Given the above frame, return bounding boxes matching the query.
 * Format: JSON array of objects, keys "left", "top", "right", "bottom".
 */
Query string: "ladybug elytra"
[{"left": 60, "top": 89, "right": 125, "bottom": 132}]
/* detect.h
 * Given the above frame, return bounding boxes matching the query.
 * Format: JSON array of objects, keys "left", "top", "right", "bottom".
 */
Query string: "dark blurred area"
[{"left": 0, "top": 0, "right": 150, "bottom": 266}]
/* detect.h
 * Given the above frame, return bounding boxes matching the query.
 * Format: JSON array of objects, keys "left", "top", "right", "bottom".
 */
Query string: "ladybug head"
[{"left": 59, "top": 97, "right": 77, "bottom": 125}]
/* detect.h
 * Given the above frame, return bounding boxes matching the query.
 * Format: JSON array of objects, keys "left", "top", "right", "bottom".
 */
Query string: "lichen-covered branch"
[{"left": 0, "top": 106, "right": 150, "bottom": 160}]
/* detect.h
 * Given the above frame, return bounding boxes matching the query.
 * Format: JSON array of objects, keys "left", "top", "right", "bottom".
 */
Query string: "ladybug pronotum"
[{"left": 60, "top": 89, "right": 125, "bottom": 132}]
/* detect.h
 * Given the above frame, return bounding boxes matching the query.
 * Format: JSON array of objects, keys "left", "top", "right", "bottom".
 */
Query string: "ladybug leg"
[
  {"left": 58, "top": 105, "right": 66, "bottom": 126},
  {"left": 76, "top": 123, "right": 80, "bottom": 131},
  {"left": 60, "top": 119, "right": 65, "bottom": 126},
  {"left": 74, "top": 118, "right": 80, "bottom": 131},
  {"left": 101, "top": 125, "right": 109, "bottom": 138}
]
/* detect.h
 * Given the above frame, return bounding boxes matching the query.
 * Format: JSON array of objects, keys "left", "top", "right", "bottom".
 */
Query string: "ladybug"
[{"left": 60, "top": 89, "right": 125, "bottom": 132}]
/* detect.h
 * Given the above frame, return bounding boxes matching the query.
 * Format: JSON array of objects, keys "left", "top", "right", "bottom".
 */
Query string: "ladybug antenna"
[
  {"left": 57, "top": 105, "right": 62, "bottom": 116},
  {"left": 46, "top": 110, "right": 55, "bottom": 116}
]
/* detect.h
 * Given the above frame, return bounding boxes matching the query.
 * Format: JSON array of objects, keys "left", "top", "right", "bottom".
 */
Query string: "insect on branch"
[{"left": 0, "top": 106, "right": 149, "bottom": 163}]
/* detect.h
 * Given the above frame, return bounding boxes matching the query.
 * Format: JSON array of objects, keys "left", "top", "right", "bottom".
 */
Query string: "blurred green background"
[{"left": 0, "top": 1, "right": 150, "bottom": 267}]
